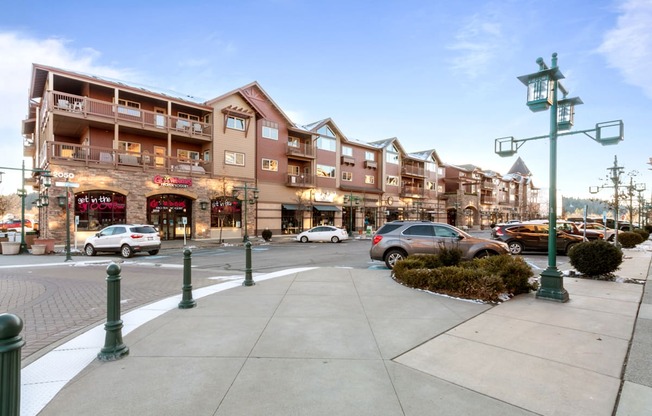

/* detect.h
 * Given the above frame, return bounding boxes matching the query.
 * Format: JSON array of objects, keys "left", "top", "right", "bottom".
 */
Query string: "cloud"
[
  {"left": 0, "top": 32, "right": 134, "bottom": 194},
  {"left": 446, "top": 13, "right": 505, "bottom": 79},
  {"left": 598, "top": 0, "right": 652, "bottom": 98}
]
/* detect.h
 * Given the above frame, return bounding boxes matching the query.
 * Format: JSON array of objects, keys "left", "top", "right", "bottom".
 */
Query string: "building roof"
[{"left": 507, "top": 157, "right": 532, "bottom": 176}]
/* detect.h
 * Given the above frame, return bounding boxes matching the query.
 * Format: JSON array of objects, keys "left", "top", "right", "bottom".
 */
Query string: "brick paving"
[{"left": 0, "top": 261, "right": 235, "bottom": 361}]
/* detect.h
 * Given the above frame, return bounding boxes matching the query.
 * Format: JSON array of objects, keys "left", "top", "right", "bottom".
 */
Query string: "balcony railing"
[
  {"left": 48, "top": 91, "right": 212, "bottom": 140},
  {"left": 401, "top": 165, "right": 425, "bottom": 177},
  {"left": 286, "top": 174, "right": 315, "bottom": 187},
  {"left": 43, "top": 141, "right": 212, "bottom": 175},
  {"left": 400, "top": 185, "right": 425, "bottom": 197},
  {"left": 286, "top": 143, "right": 316, "bottom": 159}
]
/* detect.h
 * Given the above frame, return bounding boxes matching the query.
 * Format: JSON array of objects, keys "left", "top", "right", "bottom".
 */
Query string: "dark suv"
[
  {"left": 370, "top": 220, "right": 510, "bottom": 269},
  {"left": 491, "top": 222, "right": 586, "bottom": 255}
]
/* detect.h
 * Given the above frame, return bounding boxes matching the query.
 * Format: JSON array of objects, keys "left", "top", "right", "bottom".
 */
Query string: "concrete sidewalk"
[{"left": 23, "top": 245, "right": 652, "bottom": 415}]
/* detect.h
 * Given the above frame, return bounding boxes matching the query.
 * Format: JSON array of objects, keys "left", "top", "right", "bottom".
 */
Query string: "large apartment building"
[{"left": 21, "top": 64, "right": 538, "bottom": 245}]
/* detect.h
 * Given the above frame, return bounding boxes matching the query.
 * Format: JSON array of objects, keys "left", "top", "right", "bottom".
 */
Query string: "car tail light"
[
  {"left": 130, "top": 233, "right": 144, "bottom": 239},
  {"left": 372, "top": 235, "right": 382, "bottom": 245},
  {"left": 494, "top": 228, "right": 504, "bottom": 236}
]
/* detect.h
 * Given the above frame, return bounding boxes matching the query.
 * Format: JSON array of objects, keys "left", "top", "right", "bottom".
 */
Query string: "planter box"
[
  {"left": 1, "top": 242, "right": 21, "bottom": 255},
  {"left": 34, "top": 238, "right": 56, "bottom": 254},
  {"left": 31, "top": 244, "right": 47, "bottom": 255}
]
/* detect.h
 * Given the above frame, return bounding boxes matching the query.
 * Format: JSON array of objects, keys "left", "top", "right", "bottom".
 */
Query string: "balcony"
[
  {"left": 401, "top": 165, "right": 425, "bottom": 177},
  {"left": 286, "top": 143, "right": 315, "bottom": 159},
  {"left": 286, "top": 174, "right": 316, "bottom": 187},
  {"left": 400, "top": 185, "right": 425, "bottom": 197},
  {"left": 47, "top": 91, "right": 212, "bottom": 142},
  {"left": 481, "top": 196, "right": 496, "bottom": 204},
  {"left": 42, "top": 141, "right": 212, "bottom": 175}
]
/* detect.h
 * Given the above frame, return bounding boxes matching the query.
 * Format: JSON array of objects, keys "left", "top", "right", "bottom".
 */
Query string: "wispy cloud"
[
  {"left": 0, "top": 32, "right": 134, "bottom": 130},
  {"left": 598, "top": 0, "right": 652, "bottom": 98},
  {"left": 447, "top": 13, "right": 505, "bottom": 79}
]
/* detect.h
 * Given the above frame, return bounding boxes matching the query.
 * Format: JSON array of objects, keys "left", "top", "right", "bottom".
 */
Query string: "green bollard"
[
  {"left": 98, "top": 263, "right": 129, "bottom": 361},
  {"left": 243, "top": 240, "right": 255, "bottom": 286},
  {"left": 0, "top": 314, "right": 24, "bottom": 416},
  {"left": 179, "top": 249, "right": 196, "bottom": 309}
]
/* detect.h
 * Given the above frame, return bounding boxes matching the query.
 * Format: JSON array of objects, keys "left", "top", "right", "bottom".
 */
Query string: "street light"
[
  {"left": 343, "top": 192, "right": 362, "bottom": 237},
  {"left": 495, "top": 53, "right": 624, "bottom": 303},
  {"left": 232, "top": 184, "right": 259, "bottom": 242},
  {"left": 0, "top": 162, "right": 51, "bottom": 253},
  {"left": 590, "top": 155, "right": 625, "bottom": 246}
]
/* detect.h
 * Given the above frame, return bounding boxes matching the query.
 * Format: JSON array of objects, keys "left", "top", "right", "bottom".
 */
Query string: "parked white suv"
[{"left": 84, "top": 224, "right": 161, "bottom": 258}]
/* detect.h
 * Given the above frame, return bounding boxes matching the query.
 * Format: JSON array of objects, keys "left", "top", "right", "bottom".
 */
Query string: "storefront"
[
  {"left": 147, "top": 194, "right": 193, "bottom": 240},
  {"left": 210, "top": 196, "right": 241, "bottom": 228},
  {"left": 312, "top": 205, "right": 339, "bottom": 227}
]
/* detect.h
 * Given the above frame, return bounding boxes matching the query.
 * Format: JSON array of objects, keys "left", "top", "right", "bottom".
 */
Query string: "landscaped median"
[{"left": 392, "top": 249, "right": 538, "bottom": 303}]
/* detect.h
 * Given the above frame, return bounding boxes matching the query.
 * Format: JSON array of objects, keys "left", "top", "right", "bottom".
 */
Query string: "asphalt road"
[{"left": 1, "top": 239, "right": 568, "bottom": 362}]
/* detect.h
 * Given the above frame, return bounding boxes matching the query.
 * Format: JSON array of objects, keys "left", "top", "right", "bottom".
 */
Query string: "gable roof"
[
  {"left": 507, "top": 157, "right": 532, "bottom": 176},
  {"left": 408, "top": 149, "right": 443, "bottom": 165},
  {"left": 301, "top": 118, "right": 348, "bottom": 141}
]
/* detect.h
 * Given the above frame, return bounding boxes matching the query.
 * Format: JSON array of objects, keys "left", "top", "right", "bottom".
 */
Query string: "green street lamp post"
[
  {"left": 343, "top": 192, "right": 361, "bottom": 237},
  {"left": 495, "top": 53, "right": 624, "bottom": 303},
  {"left": 232, "top": 183, "right": 259, "bottom": 242},
  {"left": 0, "top": 162, "right": 51, "bottom": 253}
]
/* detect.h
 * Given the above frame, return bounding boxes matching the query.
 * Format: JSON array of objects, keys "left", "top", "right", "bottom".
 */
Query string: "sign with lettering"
[{"left": 153, "top": 175, "right": 192, "bottom": 188}]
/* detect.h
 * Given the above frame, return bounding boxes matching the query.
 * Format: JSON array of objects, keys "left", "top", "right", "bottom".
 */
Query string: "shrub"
[
  {"left": 634, "top": 228, "right": 650, "bottom": 241},
  {"left": 644, "top": 225, "right": 652, "bottom": 234},
  {"left": 618, "top": 231, "right": 644, "bottom": 248},
  {"left": 261, "top": 228, "right": 272, "bottom": 241},
  {"left": 568, "top": 240, "right": 623, "bottom": 277},
  {"left": 393, "top": 253, "right": 536, "bottom": 302}
]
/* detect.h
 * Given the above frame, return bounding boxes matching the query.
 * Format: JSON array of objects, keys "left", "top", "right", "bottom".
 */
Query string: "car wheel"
[
  {"left": 565, "top": 243, "right": 578, "bottom": 256},
  {"left": 148, "top": 250, "right": 159, "bottom": 255},
  {"left": 84, "top": 244, "right": 96, "bottom": 256},
  {"left": 331, "top": 236, "right": 340, "bottom": 243},
  {"left": 384, "top": 249, "right": 407, "bottom": 269},
  {"left": 507, "top": 241, "right": 523, "bottom": 255},
  {"left": 300, "top": 236, "right": 309, "bottom": 243},
  {"left": 121, "top": 245, "right": 134, "bottom": 258},
  {"left": 474, "top": 249, "right": 495, "bottom": 258}
]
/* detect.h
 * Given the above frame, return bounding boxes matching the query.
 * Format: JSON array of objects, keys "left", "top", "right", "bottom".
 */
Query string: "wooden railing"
[
  {"left": 286, "top": 143, "right": 316, "bottom": 158},
  {"left": 44, "top": 141, "right": 212, "bottom": 175},
  {"left": 401, "top": 165, "right": 425, "bottom": 176},
  {"left": 49, "top": 91, "right": 212, "bottom": 140},
  {"left": 286, "top": 174, "right": 316, "bottom": 187}
]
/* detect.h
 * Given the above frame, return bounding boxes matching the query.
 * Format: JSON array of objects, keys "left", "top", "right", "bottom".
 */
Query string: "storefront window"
[
  {"left": 210, "top": 196, "right": 241, "bottom": 228},
  {"left": 75, "top": 191, "right": 127, "bottom": 230}
]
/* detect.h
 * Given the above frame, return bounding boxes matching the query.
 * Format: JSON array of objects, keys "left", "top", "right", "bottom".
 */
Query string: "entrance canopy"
[
  {"left": 313, "top": 205, "right": 340, "bottom": 212},
  {"left": 282, "top": 204, "right": 299, "bottom": 210}
]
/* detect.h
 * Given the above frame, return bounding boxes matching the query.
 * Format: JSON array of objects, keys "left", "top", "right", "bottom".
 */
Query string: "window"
[
  {"left": 203, "top": 150, "right": 210, "bottom": 162},
  {"left": 317, "top": 164, "right": 336, "bottom": 178},
  {"left": 365, "top": 175, "right": 375, "bottom": 184},
  {"left": 74, "top": 191, "right": 127, "bottom": 231},
  {"left": 210, "top": 196, "right": 241, "bottom": 228},
  {"left": 178, "top": 112, "right": 200, "bottom": 121},
  {"left": 117, "top": 99, "right": 141, "bottom": 117},
  {"left": 342, "top": 146, "right": 353, "bottom": 157},
  {"left": 118, "top": 141, "right": 141, "bottom": 154},
  {"left": 288, "top": 137, "right": 300, "bottom": 148},
  {"left": 177, "top": 149, "right": 200, "bottom": 161},
  {"left": 386, "top": 175, "right": 399, "bottom": 186},
  {"left": 426, "top": 181, "right": 435, "bottom": 190},
  {"left": 288, "top": 165, "right": 300, "bottom": 176},
  {"left": 403, "top": 225, "right": 434, "bottom": 236},
  {"left": 317, "top": 126, "right": 336, "bottom": 137},
  {"left": 365, "top": 151, "right": 375, "bottom": 161},
  {"left": 426, "top": 161, "right": 436, "bottom": 172},
  {"left": 225, "top": 151, "right": 245, "bottom": 166},
  {"left": 386, "top": 151, "right": 399, "bottom": 164},
  {"left": 317, "top": 136, "right": 336, "bottom": 151},
  {"left": 262, "top": 158, "right": 278, "bottom": 171},
  {"left": 262, "top": 121, "right": 279, "bottom": 140},
  {"left": 227, "top": 116, "right": 245, "bottom": 131},
  {"left": 342, "top": 171, "right": 352, "bottom": 181}
]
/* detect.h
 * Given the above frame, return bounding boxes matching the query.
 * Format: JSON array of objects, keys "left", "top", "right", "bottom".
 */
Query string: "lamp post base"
[{"left": 536, "top": 267, "right": 569, "bottom": 302}]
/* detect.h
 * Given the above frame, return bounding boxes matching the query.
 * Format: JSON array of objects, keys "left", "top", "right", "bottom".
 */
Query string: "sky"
[{"left": 1, "top": 0, "right": 651, "bottom": 205}]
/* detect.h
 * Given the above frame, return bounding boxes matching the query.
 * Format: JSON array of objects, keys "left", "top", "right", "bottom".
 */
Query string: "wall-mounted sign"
[
  {"left": 153, "top": 175, "right": 192, "bottom": 188},
  {"left": 315, "top": 190, "right": 336, "bottom": 203}
]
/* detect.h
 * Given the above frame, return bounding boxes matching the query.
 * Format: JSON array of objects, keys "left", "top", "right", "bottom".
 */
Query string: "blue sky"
[{"left": 1, "top": 0, "right": 651, "bottom": 205}]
